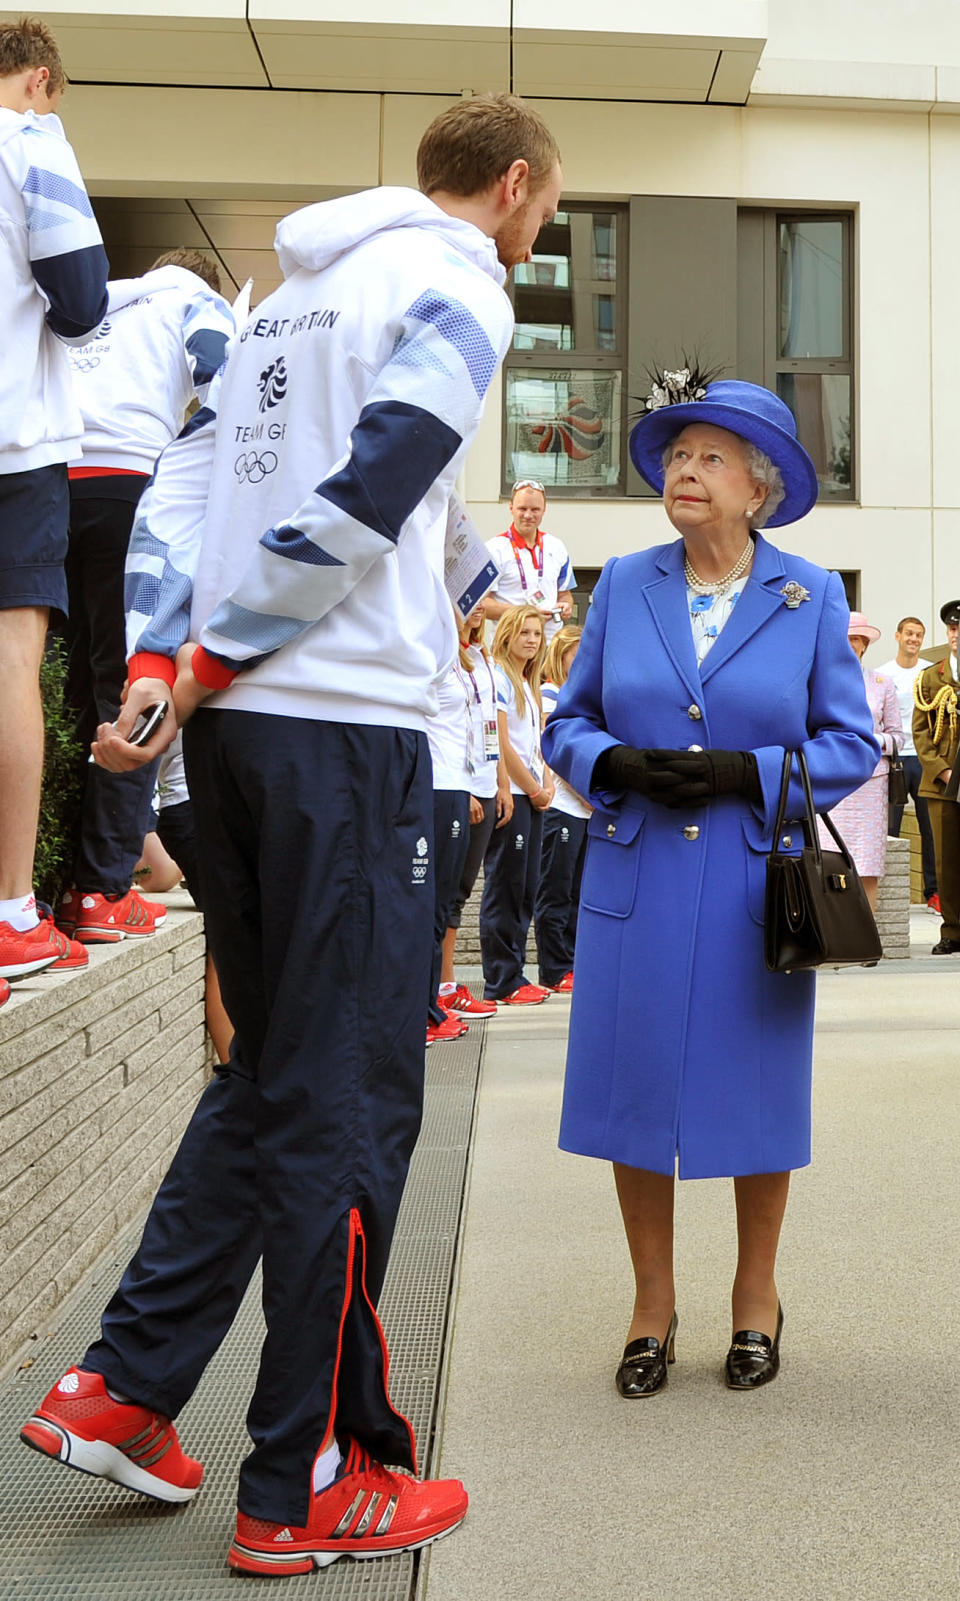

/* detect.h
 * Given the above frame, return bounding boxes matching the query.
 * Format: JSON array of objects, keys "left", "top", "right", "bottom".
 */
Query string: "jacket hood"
[
  {"left": 0, "top": 105, "right": 66, "bottom": 151},
  {"left": 106, "top": 265, "right": 216, "bottom": 316},
  {"left": 274, "top": 186, "right": 506, "bottom": 287}
]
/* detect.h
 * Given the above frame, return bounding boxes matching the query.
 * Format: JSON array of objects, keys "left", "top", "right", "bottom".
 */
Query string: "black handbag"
[
  {"left": 764, "top": 749, "right": 882, "bottom": 973},
  {"left": 887, "top": 739, "right": 908, "bottom": 808}
]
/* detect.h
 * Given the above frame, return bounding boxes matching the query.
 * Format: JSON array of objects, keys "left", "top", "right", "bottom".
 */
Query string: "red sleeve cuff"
[
  {"left": 128, "top": 652, "right": 176, "bottom": 688},
  {"left": 192, "top": 645, "right": 239, "bottom": 691}
]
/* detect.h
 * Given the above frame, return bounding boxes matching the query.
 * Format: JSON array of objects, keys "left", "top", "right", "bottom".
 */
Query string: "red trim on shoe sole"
[
  {"left": 20, "top": 1415, "right": 200, "bottom": 1504},
  {"left": 227, "top": 1517, "right": 465, "bottom": 1575}
]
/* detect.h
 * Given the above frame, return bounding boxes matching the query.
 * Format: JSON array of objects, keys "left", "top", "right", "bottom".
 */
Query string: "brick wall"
[{"left": 0, "top": 900, "right": 211, "bottom": 1373}]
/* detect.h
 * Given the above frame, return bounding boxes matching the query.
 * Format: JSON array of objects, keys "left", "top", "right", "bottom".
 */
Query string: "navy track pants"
[
  {"left": 428, "top": 789, "right": 471, "bottom": 1023},
  {"left": 534, "top": 809, "right": 587, "bottom": 986},
  {"left": 83, "top": 710, "right": 434, "bottom": 1525},
  {"left": 479, "top": 794, "right": 543, "bottom": 999}
]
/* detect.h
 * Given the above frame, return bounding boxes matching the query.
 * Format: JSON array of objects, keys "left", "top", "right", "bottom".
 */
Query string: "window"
[
  {"left": 740, "top": 209, "right": 855, "bottom": 501},
  {"left": 832, "top": 570, "right": 859, "bottom": 611},
  {"left": 503, "top": 205, "right": 627, "bottom": 497}
]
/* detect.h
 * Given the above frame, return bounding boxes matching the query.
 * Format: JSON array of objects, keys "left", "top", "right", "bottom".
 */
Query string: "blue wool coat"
[{"left": 541, "top": 533, "right": 879, "bottom": 1179}]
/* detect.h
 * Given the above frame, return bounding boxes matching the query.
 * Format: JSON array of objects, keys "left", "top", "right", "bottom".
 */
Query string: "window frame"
[
  {"left": 501, "top": 201, "right": 630, "bottom": 499},
  {"left": 765, "top": 208, "right": 856, "bottom": 503}
]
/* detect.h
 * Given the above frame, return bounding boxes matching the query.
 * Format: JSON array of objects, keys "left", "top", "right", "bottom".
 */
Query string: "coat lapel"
[
  {"left": 642, "top": 541, "right": 702, "bottom": 704},
  {"left": 697, "top": 534, "right": 788, "bottom": 685}
]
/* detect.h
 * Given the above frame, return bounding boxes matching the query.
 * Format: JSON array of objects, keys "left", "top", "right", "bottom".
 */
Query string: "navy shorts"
[{"left": 0, "top": 462, "right": 69, "bottom": 613}]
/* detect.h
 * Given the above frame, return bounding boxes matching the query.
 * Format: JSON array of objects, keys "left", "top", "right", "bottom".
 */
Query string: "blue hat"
[{"left": 629, "top": 378, "right": 819, "bottom": 529}]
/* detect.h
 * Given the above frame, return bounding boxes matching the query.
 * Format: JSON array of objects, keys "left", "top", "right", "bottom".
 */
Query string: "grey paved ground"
[{"left": 422, "top": 910, "right": 960, "bottom": 1601}]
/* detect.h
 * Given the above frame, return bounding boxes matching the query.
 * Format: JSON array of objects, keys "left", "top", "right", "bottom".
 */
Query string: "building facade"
[{"left": 12, "top": 0, "right": 960, "bottom": 645}]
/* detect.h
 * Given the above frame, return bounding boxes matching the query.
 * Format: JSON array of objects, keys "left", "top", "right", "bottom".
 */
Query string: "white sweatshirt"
[
  {"left": 68, "top": 266, "right": 235, "bottom": 472},
  {"left": 125, "top": 187, "right": 514, "bottom": 730},
  {"left": 0, "top": 108, "right": 108, "bottom": 473}
]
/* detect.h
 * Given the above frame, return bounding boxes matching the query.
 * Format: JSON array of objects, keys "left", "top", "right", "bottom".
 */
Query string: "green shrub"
[{"left": 35, "top": 639, "right": 83, "bottom": 909}]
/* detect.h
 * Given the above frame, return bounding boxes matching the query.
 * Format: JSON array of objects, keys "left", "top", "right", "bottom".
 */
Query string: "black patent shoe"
[
  {"left": 931, "top": 938, "right": 960, "bottom": 955},
  {"left": 615, "top": 1312, "right": 678, "bottom": 1398},
  {"left": 724, "top": 1302, "right": 784, "bottom": 1390}
]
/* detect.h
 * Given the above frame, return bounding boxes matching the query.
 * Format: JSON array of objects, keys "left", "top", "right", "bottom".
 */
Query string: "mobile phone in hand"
[{"left": 128, "top": 702, "right": 168, "bottom": 747}]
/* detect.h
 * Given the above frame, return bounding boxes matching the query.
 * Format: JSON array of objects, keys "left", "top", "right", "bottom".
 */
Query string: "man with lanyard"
[{"left": 484, "top": 477, "right": 575, "bottom": 640}]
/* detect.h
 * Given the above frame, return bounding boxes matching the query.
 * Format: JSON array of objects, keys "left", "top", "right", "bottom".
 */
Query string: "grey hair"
[{"left": 660, "top": 437, "right": 786, "bottom": 529}]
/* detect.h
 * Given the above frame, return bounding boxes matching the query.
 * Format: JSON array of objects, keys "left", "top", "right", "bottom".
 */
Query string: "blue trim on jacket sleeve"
[
  {"left": 185, "top": 326, "right": 229, "bottom": 389},
  {"left": 317, "top": 399, "right": 461, "bottom": 545},
  {"left": 22, "top": 164, "right": 95, "bottom": 218},
  {"left": 32, "top": 242, "right": 109, "bottom": 338},
  {"left": 405, "top": 292, "right": 498, "bottom": 399},
  {"left": 260, "top": 526, "right": 346, "bottom": 567}
]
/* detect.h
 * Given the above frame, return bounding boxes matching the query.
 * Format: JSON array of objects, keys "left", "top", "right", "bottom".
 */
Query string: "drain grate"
[{"left": 0, "top": 1029, "right": 484, "bottom": 1601}]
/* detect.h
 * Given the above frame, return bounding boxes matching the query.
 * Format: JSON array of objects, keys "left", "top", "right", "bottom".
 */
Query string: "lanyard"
[
  {"left": 507, "top": 524, "right": 544, "bottom": 591},
  {"left": 460, "top": 647, "right": 497, "bottom": 710}
]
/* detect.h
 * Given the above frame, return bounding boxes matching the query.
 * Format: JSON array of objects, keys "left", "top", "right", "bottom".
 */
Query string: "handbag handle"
[{"left": 771, "top": 748, "right": 856, "bottom": 873}]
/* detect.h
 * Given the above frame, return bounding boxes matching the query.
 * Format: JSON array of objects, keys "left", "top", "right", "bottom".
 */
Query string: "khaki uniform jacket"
[{"left": 913, "top": 654, "right": 960, "bottom": 797}]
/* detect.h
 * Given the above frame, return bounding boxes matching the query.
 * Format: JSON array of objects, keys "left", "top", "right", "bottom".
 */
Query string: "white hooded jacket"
[
  {"left": 125, "top": 187, "right": 514, "bottom": 730},
  {"left": 0, "top": 108, "right": 107, "bottom": 473},
  {"left": 68, "top": 265, "right": 235, "bottom": 473}
]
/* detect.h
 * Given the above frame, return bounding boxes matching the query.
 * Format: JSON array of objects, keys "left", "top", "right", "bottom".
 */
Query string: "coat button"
[
  {"left": 782, "top": 834, "right": 792, "bottom": 848},
  {"left": 606, "top": 822, "right": 616, "bottom": 837},
  {"left": 688, "top": 744, "right": 703, "bottom": 753},
  {"left": 683, "top": 825, "right": 700, "bottom": 840},
  {"left": 688, "top": 705, "right": 702, "bottom": 720}
]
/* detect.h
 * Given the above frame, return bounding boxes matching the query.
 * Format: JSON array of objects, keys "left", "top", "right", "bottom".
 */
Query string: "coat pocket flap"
[{"left": 586, "top": 806, "right": 646, "bottom": 847}]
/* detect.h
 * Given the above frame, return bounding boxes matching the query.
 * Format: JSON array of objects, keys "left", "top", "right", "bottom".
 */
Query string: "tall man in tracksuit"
[
  {"left": 56, "top": 250, "right": 235, "bottom": 944},
  {"left": 22, "top": 94, "right": 563, "bottom": 1576},
  {"left": 0, "top": 18, "right": 108, "bottom": 987}
]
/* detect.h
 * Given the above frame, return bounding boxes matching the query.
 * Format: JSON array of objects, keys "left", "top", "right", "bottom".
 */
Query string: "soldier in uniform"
[{"left": 913, "top": 599, "right": 960, "bottom": 953}]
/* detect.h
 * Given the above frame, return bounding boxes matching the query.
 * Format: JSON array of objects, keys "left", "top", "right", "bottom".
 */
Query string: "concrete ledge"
[{"left": 0, "top": 893, "right": 212, "bottom": 1371}]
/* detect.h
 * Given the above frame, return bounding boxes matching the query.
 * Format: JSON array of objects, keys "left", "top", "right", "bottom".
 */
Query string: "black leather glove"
[{"left": 594, "top": 746, "right": 761, "bottom": 808}]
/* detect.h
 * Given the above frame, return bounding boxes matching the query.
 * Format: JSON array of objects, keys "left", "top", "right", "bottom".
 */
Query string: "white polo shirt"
[
  {"left": 485, "top": 526, "right": 575, "bottom": 641},
  {"left": 874, "top": 657, "right": 923, "bottom": 757}
]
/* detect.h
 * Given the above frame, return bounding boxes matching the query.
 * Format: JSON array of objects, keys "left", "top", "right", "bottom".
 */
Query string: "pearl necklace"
[{"left": 683, "top": 538, "right": 754, "bottom": 596}]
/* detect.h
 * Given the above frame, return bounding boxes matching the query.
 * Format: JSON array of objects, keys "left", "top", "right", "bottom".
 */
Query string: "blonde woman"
[
  {"left": 535, "top": 625, "right": 591, "bottom": 993},
  {"left": 439, "top": 602, "right": 513, "bottom": 1019},
  {"left": 479, "top": 606, "right": 553, "bottom": 1005}
]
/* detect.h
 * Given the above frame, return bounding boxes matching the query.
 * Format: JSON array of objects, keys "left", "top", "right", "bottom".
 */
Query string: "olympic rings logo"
[
  {"left": 234, "top": 450, "right": 277, "bottom": 485},
  {"left": 71, "top": 356, "right": 101, "bottom": 373}
]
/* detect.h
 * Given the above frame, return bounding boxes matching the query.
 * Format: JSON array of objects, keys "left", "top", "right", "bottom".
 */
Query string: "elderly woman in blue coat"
[{"left": 542, "top": 376, "right": 878, "bottom": 1395}]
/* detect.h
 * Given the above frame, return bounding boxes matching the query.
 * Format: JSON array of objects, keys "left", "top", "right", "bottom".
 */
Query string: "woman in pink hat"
[{"left": 818, "top": 613, "right": 902, "bottom": 911}]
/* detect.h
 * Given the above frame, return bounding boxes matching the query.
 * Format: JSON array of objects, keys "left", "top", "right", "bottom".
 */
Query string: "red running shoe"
[
  {"left": 442, "top": 985, "right": 497, "bottom": 1019},
  {"left": 548, "top": 972, "right": 574, "bottom": 994},
  {"left": 58, "top": 887, "right": 166, "bottom": 944},
  {"left": 228, "top": 1440, "right": 468, "bottom": 1575},
  {"left": 20, "top": 1367, "right": 203, "bottom": 1504},
  {"left": 0, "top": 920, "right": 59, "bottom": 980},
  {"left": 502, "top": 983, "right": 549, "bottom": 1006},
  {"left": 0, "top": 978, "right": 10, "bottom": 1007},
  {"left": 36, "top": 907, "right": 89, "bottom": 970},
  {"left": 426, "top": 1012, "right": 468, "bottom": 1045},
  {"left": 927, "top": 893, "right": 941, "bottom": 915}
]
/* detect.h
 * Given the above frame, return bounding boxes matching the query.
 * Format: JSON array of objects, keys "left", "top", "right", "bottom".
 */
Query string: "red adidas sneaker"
[
  {"left": 228, "top": 1440, "right": 468, "bottom": 1575},
  {"left": 425, "top": 1011, "right": 468, "bottom": 1046},
  {"left": 20, "top": 1367, "right": 203, "bottom": 1504},
  {"left": 58, "top": 887, "right": 167, "bottom": 944},
  {"left": 502, "top": 983, "right": 550, "bottom": 1006},
  {"left": 36, "top": 907, "right": 89, "bottom": 970},
  {"left": 0, "top": 977, "right": 10, "bottom": 1007},
  {"left": 0, "top": 919, "right": 60, "bottom": 980},
  {"left": 443, "top": 985, "right": 498, "bottom": 1019}
]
